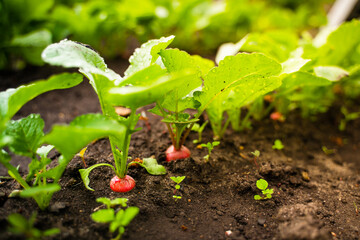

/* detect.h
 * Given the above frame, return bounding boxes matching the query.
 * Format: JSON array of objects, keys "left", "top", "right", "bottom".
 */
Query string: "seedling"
[
  {"left": 354, "top": 201, "right": 358, "bottom": 216},
  {"left": 7, "top": 212, "right": 59, "bottom": 239},
  {"left": 254, "top": 179, "right": 274, "bottom": 200},
  {"left": 322, "top": 146, "right": 335, "bottom": 155},
  {"left": 0, "top": 73, "right": 85, "bottom": 210},
  {"left": 272, "top": 139, "right": 284, "bottom": 150},
  {"left": 339, "top": 107, "right": 360, "bottom": 131},
  {"left": 170, "top": 176, "right": 186, "bottom": 200},
  {"left": 191, "top": 120, "right": 208, "bottom": 144},
  {"left": 200, "top": 141, "right": 220, "bottom": 161},
  {"left": 91, "top": 197, "right": 139, "bottom": 240},
  {"left": 250, "top": 150, "right": 260, "bottom": 168}
]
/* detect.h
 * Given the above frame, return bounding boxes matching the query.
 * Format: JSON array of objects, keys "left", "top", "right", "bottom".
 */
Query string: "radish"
[
  {"left": 165, "top": 145, "right": 191, "bottom": 162},
  {"left": 110, "top": 175, "right": 136, "bottom": 193}
]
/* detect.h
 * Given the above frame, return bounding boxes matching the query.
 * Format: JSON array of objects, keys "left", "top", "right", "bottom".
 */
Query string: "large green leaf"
[
  {"left": 91, "top": 209, "right": 115, "bottom": 223},
  {"left": 196, "top": 53, "right": 282, "bottom": 112},
  {"left": 314, "top": 66, "right": 349, "bottom": 81},
  {"left": 5, "top": 114, "right": 44, "bottom": 157},
  {"left": 226, "top": 76, "right": 282, "bottom": 109},
  {"left": 119, "top": 207, "right": 139, "bottom": 227},
  {"left": 117, "top": 64, "right": 167, "bottom": 87},
  {"left": 19, "top": 183, "right": 61, "bottom": 198},
  {"left": 0, "top": 73, "right": 83, "bottom": 131},
  {"left": 43, "top": 114, "right": 126, "bottom": 160},
  {"left": 11, "top": 29, "right": 52, "bottom": 48},
  {"left": 279, "top": 71, "right": 332, "bottom": 94},
  {"left": 316, "top": 20, "right": 360, "bottom": 67},
  {"left": 124, "top": 36, "right": 175, "bottom": 77},
  {"left": 158, "top": 49, "right": 205, "bottom": 111},
  {"left": 107, "top": 71, "right": 197, "bottom": 109},
  {"left": 42, "top": 39, "right": 107, "bottom": 72}
]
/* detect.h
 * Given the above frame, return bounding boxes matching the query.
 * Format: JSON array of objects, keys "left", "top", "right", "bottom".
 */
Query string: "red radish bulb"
[
  {"left": 166, "top": 145, "right": 191, "bottom": 162},
  {"left": 110, "top": 175, "right": 135, "bottom": 193},
  {"left": 270, "top": 111, "right": 284, "bottom": 122}
]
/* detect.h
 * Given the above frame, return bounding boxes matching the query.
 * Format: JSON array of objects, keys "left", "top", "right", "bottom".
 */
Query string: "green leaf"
[
  {"left": 19, "top": 183, "right": 61, "bottom": 198},
  {"left": 281, "top": 57, "right": 310, "bottom": 74},
  {"left": 159, "top": 49, "right": 205, "bottom": 111},
  {"left": 314, "top": 66, "right": 349, "bottom": 81},
  {"left": 0, "top": 73, "right": 83, "bottom": 131},
  {"left": 43, "top": 114, "right": 126, "bottom": 160},
  {"left": 79, "top": 163, "right": 115, "bottom": 191},
  {"left": 256, "top": 179, "right": 268, "bottom": 191},
  {"left": 263, "top": 188, "right": 274, "bottom": 195},
  {"left": 11, "top": 29, "right": 52, "bottom": 48},
  {"left": 91, "top": 209, "right": 115, "bottom": 223},
  {"left": 212, "top": 141, "right": 220, "bottom": 147},
  {"left": 254, "top": 195, "right": 262, "bottom": 200},
  {"left": 280, "top": 72, "right": 331, "bottom": 94},
  {"left": 42, "top": 228, "right": 60, "bottom": 237},
  {"left": 7, "top": 213, "right": 28, "bottom": 230},
  {"left": 118, "top": 64, "right": 167, "bottom": 87},
  {"left": 272, "top": 139, "right": 284, "bottom": 150},
  {"left": 124, "top": 36, "right": 175, "bottom": 77},
  {"left": 107, "top": 71, "right": 197, "bottom": 109},
  {"left": 170, "top": 176, "right": 185, "bottom": 184},
  {"left": 316, "top": 20, "right": 360, "bottom": 67},
  {"left": 239, "top": 30, "right": 299, "bottom": 62},
  {"left": 96, "top": 197, "right": 112, "bottom": 208},
  {"left": 42, "top": 39, "right": 107, "bottom": 72},
  {"left": 141, "top": 158, "right": 166, "bottom": 175},
  {"left": 5, "top": 114, "right": 44, "bottom": 157},
  {"left": 197, "top": 53, "right": 282, "bottom": 112},
  {"left": 110, "top": 198, "right": 128, "bottom": 208},
  {"left": 120, "top": 207, "right": 139, "bottom": 227}
]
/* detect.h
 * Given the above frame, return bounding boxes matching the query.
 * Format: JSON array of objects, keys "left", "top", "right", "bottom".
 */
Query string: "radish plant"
[
  {"left": 42, "top": 36, "right": 196, "bottom": 192},
  {"left": 151, "top": 48, "right": 287, "bottom": 159}
]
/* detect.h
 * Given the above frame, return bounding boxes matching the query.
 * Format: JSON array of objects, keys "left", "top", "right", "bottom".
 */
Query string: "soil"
[{"left": 0, "top": 61, "right": 359, "bottom": 240}]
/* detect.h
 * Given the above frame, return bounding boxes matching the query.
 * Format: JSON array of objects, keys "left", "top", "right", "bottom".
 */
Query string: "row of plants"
[
  {"left": 0, "top": 0, "right": 332, "bottom": 69},
  {"left": 1, "top": 19, "right": 360, "bottom": 239}
]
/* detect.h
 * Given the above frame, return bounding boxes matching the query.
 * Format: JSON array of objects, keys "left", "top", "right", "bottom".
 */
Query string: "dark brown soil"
[{"left": 0, "top": 62, "right": 359, "bottom": 240}]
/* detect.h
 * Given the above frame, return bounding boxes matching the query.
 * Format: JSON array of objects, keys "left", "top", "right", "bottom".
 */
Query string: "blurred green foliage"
[{"left": 0, "top": 0, "right": 332, "bottom": 69}]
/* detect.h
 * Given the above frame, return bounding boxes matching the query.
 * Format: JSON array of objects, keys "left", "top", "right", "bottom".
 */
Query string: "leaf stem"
[
  {"left": 156, "top": 102, "right": 176, "bottom": 147},
  {"left": 118, "top": 109, "right": 136, "bottom": 179}
]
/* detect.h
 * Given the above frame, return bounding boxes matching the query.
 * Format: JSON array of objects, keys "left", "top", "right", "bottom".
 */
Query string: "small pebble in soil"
[
  {"left": 225, "top": 230, "right": 232, "bottom": 237},
  {"left": 50, "top": 202, "right": 67, "bottom": 213},
  {"left": 257, "top": 217, "right": 266, "bottom": 226}
]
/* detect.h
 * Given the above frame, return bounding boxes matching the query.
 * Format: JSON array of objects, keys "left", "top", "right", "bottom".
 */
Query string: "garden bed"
[{"left": 0, "top": 65, "right": 359, "bottom": 240}]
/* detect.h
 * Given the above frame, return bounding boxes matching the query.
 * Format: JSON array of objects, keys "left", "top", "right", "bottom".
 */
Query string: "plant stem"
[
  {"left": 157, "top": 102, "right": 176, "bottom": 147},
  {"left": 118, "top": 109, "right": 136, "bottom": 179}
]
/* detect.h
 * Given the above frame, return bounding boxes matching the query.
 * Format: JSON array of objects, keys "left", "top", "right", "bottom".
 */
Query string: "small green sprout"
[
  {"left": 339, "top": 107, "right": 360, "bottom": 131},
  {"left": 192, "top": 120, "right": 208, "bottom": 144},
  {"left": 254, "top": 179, "right": 274, "bottom": 200},
  {"left": 250, "top": 150, "right": 260, "bottom": 168},
  {"left": 7, "top": 212, "right": 60, "bottom": 240},
  {"left": 170, "top": 176, "right": 186, "bottom": 200},
  {"left": 322, "top": 146, "right": 335, "bottom": 155},
  {"left": 272, "top": 139, "right": 284, "bottom": 150},
  {"left": 201, "top": 141, "right": 220, "bottom": 161},
  {"left": 91, "top": 197, "right": 139, "bottom": 240}
]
